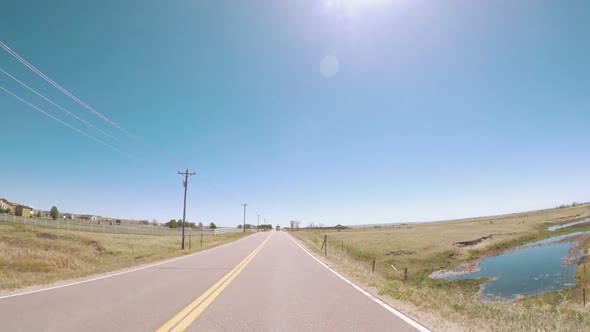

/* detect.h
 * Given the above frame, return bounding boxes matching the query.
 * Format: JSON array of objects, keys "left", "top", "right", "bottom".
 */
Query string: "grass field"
[
  {"left": 290, "top": 204, "right": 590, "bottom": 332},
  {"left": 0, "top": 223, "right": 251, "bottom": 291}
]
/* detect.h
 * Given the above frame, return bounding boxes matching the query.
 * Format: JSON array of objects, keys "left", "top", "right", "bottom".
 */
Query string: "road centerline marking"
[{"left": 156, "top": 232, "right": 273, "bottom": 332}]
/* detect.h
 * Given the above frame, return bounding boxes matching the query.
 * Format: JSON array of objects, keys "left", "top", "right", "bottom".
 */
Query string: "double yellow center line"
[{"left": 156, "top": 233, "right": 273, "bottom": 332}]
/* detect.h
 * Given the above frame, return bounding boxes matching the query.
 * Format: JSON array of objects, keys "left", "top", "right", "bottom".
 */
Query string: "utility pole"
[
  {"left": 242, "top": 203, "right": 248, "bottom": 233},
  {"left": 257, "top": 214, "right": 260, "bottom": 229},
  {"left": 178, "top": 169, "right": 196, "bottom": 250}
]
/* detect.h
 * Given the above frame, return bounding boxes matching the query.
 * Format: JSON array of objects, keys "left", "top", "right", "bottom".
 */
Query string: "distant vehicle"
[{"left": 276, "top": 225, "right": 281, "bottom": 231}]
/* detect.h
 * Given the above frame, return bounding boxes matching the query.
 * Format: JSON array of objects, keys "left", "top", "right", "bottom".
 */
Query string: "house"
[
  {"left": 0, "top": 198, "right": 17, "bottom": 214},
  {"left": 15, "top": 205, "right": 32, "bottom": 217},
  {"left": 80, "top": 215, "right": 98, "bottom": 221},
  {"left": 62, "top": 214, "right": 74, "bottom": 220}
]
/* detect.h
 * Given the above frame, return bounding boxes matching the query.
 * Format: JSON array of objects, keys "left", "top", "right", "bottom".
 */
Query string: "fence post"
[
  {"left": 68, "top": 221, "right": 70, "bottom": 230},
  {"left": 57, "top": 220, "right": 59, "bottom": 229},
  {"left": 320, "top": 235, "right": 327, "bottom": 256},
  {"left": 403, "top": 268, "right": 408, "bottom": 283},
  {"left": 79, "top": 223, "right": 81, "bottom": 231},
  {"left": 189, "top": 236, "right": 192, "bottom": 251},
  {"left": 372, "top": 259, "right": 376, "bottom": 272},
  {"left": 201, "top": 233, "right": 203, "bottom": 249},
  {"left": 91, "top": 224, "right": 93, "bottom": 232}
]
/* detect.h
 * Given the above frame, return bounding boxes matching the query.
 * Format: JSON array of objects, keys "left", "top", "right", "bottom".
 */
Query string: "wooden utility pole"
[
  {"left": 242, "top": 203, "right": 248, "bottom": 232},
  {"left": 178, "top": 169, "right": 196, "bottom": 250}
]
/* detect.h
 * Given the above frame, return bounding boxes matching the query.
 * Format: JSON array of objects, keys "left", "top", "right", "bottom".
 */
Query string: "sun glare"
[
  {"left": 323, "top": 0, "right": 392, "bottom": 20},
  {"left": 325, "top": 0, "right": 391, "bottom": 9}
]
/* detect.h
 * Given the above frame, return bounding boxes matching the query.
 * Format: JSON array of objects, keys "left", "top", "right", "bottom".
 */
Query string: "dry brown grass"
[
  {"left": 291, "top": 204, "right": 590, "bottom": 332},
  {"left": 0, "top": 223, "right": 250, "bottom": 291}
]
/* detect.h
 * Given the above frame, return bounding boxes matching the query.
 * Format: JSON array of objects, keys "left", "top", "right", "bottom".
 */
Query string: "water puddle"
[
  {"left": 547, "top": 217, "right": 590, "bottom": 231},
  {"left": 431, "top": 231, "right": 590, "bottom": 301}
]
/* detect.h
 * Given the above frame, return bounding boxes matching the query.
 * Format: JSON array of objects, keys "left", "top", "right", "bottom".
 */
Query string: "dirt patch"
[
  {"left": 430, "top": 259, "right": 482, "bottom": 279},
  {"left": 454, "top": 235, "right": 493, "bottom": 247},
  {"left": 385, "top": 250, "right": 415, "bottom": 256},
  {"left": 81, "top": 239, "right": 113, "bottom": 256},
  {"left": 36, "top": 233, "right": 58, "bottom": 240}
]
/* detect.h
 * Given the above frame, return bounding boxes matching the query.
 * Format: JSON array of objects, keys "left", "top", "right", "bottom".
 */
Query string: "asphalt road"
[{"left": 0, "top": 231, "right": 426, "bottom": 331}]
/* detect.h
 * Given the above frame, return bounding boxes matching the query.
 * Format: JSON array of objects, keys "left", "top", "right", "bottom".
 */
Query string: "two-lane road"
[{"left": 0, "top": 231, "right": 427, "bottom": 331}]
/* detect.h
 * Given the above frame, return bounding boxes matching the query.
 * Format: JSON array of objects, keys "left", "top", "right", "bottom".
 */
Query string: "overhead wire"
[
  {"left": 0, "top": 67, "right": 127, "bottom": 147},
  {"left": 1, "top": 41, "right": 248, "bottom": 211},
  {"left": 0, "top": 41, "right": 142, "bottom": 142},
  {"left": 0, "top": 40, "right": 173, "bottom": 161},
  {"left": 0, "top": 85, "right": 130, "bottom": 158}
]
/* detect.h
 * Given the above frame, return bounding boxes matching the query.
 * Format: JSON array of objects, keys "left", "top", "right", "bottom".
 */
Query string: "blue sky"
[{"left": 1, "top": 0, "right": 589, "bottom": 227}]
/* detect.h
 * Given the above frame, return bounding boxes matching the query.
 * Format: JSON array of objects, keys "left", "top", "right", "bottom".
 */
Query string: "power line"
[
  {"left": 178, "top": 169, "right": 196, "bottom": 250},
  {"left": 0, "top": 85, "right": 128, "bottom": 156},
  {"left": 0, "top": 41, "right": 174, "bottom": 162},
  {"left": 0, "top": 41, "right": 141, "bottom": 143},
  {"left": 0, "top": 67, "right": 129, "bottom": 148},
  {"left": 1, "top": 42, "right": 254, "bottom": 219},
  {"left": 198, "top": 174, "right": 243, "bottom": 206}
]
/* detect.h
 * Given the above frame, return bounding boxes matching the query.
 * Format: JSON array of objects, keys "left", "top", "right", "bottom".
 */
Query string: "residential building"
[
  {"left": 0, "top": 198, "right": 16, "bottom": 214},
  {"left": 15, "top": 205, "right": 32, "bottom": 217}
]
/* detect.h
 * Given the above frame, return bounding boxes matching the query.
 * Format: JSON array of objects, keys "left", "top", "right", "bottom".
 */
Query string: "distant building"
[
  {"left": 80, "top": 215, "right": 98, "bottom": 221},
  {"left": 0, "top": 198, "right": 17, "bottom": 214},
  {"left": 15, "top": 205, "right": 32, "bottom": 217},
  {"left": 62, "top": 214, "right": 74, "bottom": 220}
]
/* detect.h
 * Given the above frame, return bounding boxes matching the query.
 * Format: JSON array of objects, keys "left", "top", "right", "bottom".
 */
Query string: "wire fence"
[{"left": 0, "top": 214, "right": 250, "bottom": 236}]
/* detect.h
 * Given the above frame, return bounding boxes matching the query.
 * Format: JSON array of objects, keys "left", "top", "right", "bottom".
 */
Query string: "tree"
[
  {"left": 198, "top": 222, "right": 203, "bottom": 230},
  {"left": 50, "top": 206, "right": 59, "bottom": 220},
  {"left": 290, "top": 220, "right": 295, "bottom": 229},
  {"left": 36, "top": 210, "right": 42, "bottom": 218},
  {"left": 308, "top": 222, "right": 316, "bottom": 228},
  {"left": 209, "top": 222, "right": 217, "bottom": 229},
  {"left": 237, "top": 224, "right": 242, "bottom": 229},
  {"left": 166, "top": 219, "right": 178, "bottom": 228}
]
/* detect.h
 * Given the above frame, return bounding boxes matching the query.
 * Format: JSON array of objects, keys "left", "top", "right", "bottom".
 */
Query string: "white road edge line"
[
  {"left": 0, "top": 232, "right": 262, "bottom": 300},
  {"left": 287, "top": 233, "right": 432, "bottom": 332}
]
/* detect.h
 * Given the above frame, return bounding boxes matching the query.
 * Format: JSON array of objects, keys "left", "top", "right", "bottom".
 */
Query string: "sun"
[
  {"left": 325, "top": 0, "right": 391, "bottom": 9},
  {"left": 323, "top": 0, "right": 392, "bottom": 19}
]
